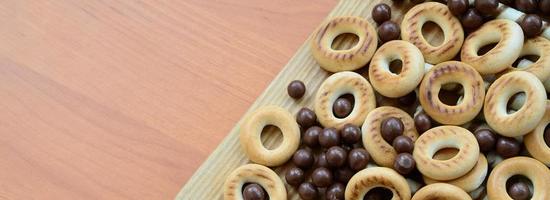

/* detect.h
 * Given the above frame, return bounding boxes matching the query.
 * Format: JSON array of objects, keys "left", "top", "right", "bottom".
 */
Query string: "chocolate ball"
[
  {"left": 334, "top": 167, "right": 354, "bottom": 183},
  {"left": 326, "top": 183, "right": 346, "bottom": 200},
  {"left": 333, "top": 97, "right": 353, "bottom": 118},
  {"left": 304, "top": 126, "right": 322, "bottom": 147},
  {"left": 507, "top": 181, "right": 530, "bottom": 200},
  {"left": 372, "top": 3, "right": 392, "bottom": 24},
  {"left": 348, "top": 148, "right": 370, "bottom": 171},
  {"left": 520, "top": 14, "right": 542, "bottom": 38},
  {"left": 475, "top": 129, "right": 497, "bottom": 152},
  {"left": 448, "top": 0, "right": 469, "bottom": 16},
  {"left": 242, "top": 183, "right": 267, "bottom": 200},
  {"left": 381, "top": 117, "right": 404, "bottom": 143},
  {"left": 378, "top": 21, "right": 401, "bottom": 43},
  {"left": 287, "top": 80, "right": 305, "bottom": 99},
  {"left": 411, "top": 0, "right": 426, "bottom": 3},
  {"left": 315, "top": 152, "right": 329, "bottom": 168},
  {"left": 544, "top": 126, "right": 550, "bottom": 147},
  {"left": 285, "top": 167, "right": 305, "bottom": 186},
  {"left": 414, "top": 113, "right": 432, "bottom": 134},
  {"left": 296, "top": 108, "right": 317, "bottom": 128},
  {"left": 293, "top": 149, "right": 314, "bottom": 169},
  {"left": 312, "top": 167, "right": 333, "bottom": 187},
  {"left": 342, "top": 124, "right": 361, "bottom": 144},
  {"left": 475, "top": 0, "right": 500, "bottom": 16},
  {"left": 515, "top": 0, "right": 538, "bottom": 13},
  {"left": 461, "top": 8, "right": 484, "bottom": 30},
  {"left": 319, "top": 128, "right": 341, "bottom": 148},
  {"left": 298, "top": 182, "right": 318, "bottom": 200},
  {"left": 394, "top": 153, "right": 416, "bottom": 175},
  {"left": 398, "top": 92, "right": 417, "bottom": 106},
  {"left": 540, "top": 0, "right": 550, "bottom": 14},
  {"left": 393, "top": 136, "right": 414, "bottom": 153},
  {"left": 326, "top": 146, "right": 348, "bottom": 168},
  {"left": 496, "top": 137, "right": 521, "bottom": 158}
]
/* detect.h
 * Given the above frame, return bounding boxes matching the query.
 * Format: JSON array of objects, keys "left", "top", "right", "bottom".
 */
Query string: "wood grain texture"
[
  {"left": 0, "top": 0, "right": 335, "bottom": 199},
  {"left": 176, "top": 0, "right": 439, "bottom": 199}
]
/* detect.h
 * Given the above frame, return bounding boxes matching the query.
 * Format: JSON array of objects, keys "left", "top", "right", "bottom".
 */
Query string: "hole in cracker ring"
[
  {"left": 223, "top": 164, "right": 286, "bottom": 200},
  {"left": 315, "top": 71, "right": 376, "bottom": 129},
  {"left": 413, "top": 126, "right": 480, "bottom": 181},
  {"left": 411, "top": 183, "right": 472, "bottom": 200},
  {"left": 524, "top": 101, "right": 550, "bottom": 166},
  {"left": 461, "top": 19, "right": 524, "bottom": 75},
  {"left": 369, "top": 40, "right": 425, "bottom": 98},
  {"left": 484, "top": 71, "right": 547, "bottom": 137},
  {"left": 310, "top": 16, "right": 377, "bottom": 72},
  {"left": 424, "top": 153, "right": 488, "bottom": 193},
  {"left": 498, "top": 37, "right": 550, "bottom": 81},
  {"left": 401, "top": 2, "right": 464, "bottom": 64},
  {"left": 345, "top": 167, "right": 411, "bottom": 200},
  {"left": 418, "top": 61, "right": 485, "bottom": 125},
  {"left": 239, "top": 106, "right": 300, "bottom": 167},
  {"left": 362, "top": 106, "right": 419, "bottom": 167},
  {"left": 487, "top": 157, "right": 550, "bottom": 200}
]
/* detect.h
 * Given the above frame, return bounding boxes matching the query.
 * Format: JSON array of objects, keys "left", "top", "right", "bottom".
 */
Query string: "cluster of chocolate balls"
[
  {"left": 372, "top": 3, "right": 401, "bottom": 43},
  {"left": 289, "top": 108, "right": 369, "bottom": 199},
  {"left": 286, "top": 80, "right": 437, "bottom": 199},
  {"left": 448, "top": 0, "right": 544, "bottom": 37},
  {"left": 502, "top": 0, "right": 550, "bottom": 37}
]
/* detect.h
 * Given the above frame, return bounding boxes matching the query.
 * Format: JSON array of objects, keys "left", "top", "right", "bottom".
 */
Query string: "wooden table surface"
[{"left": 0, "top": 0, "right": 335, "bottom": 199}]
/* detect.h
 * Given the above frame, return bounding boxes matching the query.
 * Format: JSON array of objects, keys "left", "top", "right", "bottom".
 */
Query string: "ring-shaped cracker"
[
  {"left": 413, "top": 126, "right": 480, "bottom": 181},
  {"left": 484, "top": 71, "right": 547, "bottom": 137},
  {"left": 345, "top": 167, "right": 411, "bottom": 200},
  {"left": 424, "top": 151, "right": 488, "bottom": 192},
  {"left": 239, "top": 106, "right": 300, "bottom": 166},
  {"left": 401, "top": 2, "right": 464, "bottom": 64},
  {"left": 461, "top": 19, "right": 524, "bottom": 75},
  {"left": 500, "top": 37, "right": 550, "bottom": 81},
  {"left": 310, "top": 16, "right": 377, "bottom": 72},
  {"left": 362, "top": 106, "right": 419, "bottom": 167},
  {"left": 411, "top": 183, "right": 472, "bottom": 200},
  {"left": 487, "top": 157, "right": 550, "bottom": 200},
  {"left": 525, "top": 101, "right": 550, "bottom": 166},
  {"left": 315, "top": 71, "right": 376, "bottom": 129},
  {"left": 418, "top": 61, "right": 485, "bottom": 125},
  {"left": 369, "top": 40, "right": 425, "bottom": 98},
  {"left": 223, "top": 164, "right": 286, "bottom": 200}
]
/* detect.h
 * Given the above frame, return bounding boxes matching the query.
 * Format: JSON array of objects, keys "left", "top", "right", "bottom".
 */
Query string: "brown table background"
[{"left": 0, "top": 0, "right": 335, "bottom": 199}]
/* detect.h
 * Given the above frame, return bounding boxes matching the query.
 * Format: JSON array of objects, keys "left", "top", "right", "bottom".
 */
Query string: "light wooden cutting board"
[{"left": 176, "top": 0, "right": 443, "bottom": 199}]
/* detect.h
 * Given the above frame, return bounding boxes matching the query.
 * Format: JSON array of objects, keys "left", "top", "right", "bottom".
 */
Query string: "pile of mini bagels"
[{"left": 224, "top": 1, "right": 550, "bottom": 200}]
